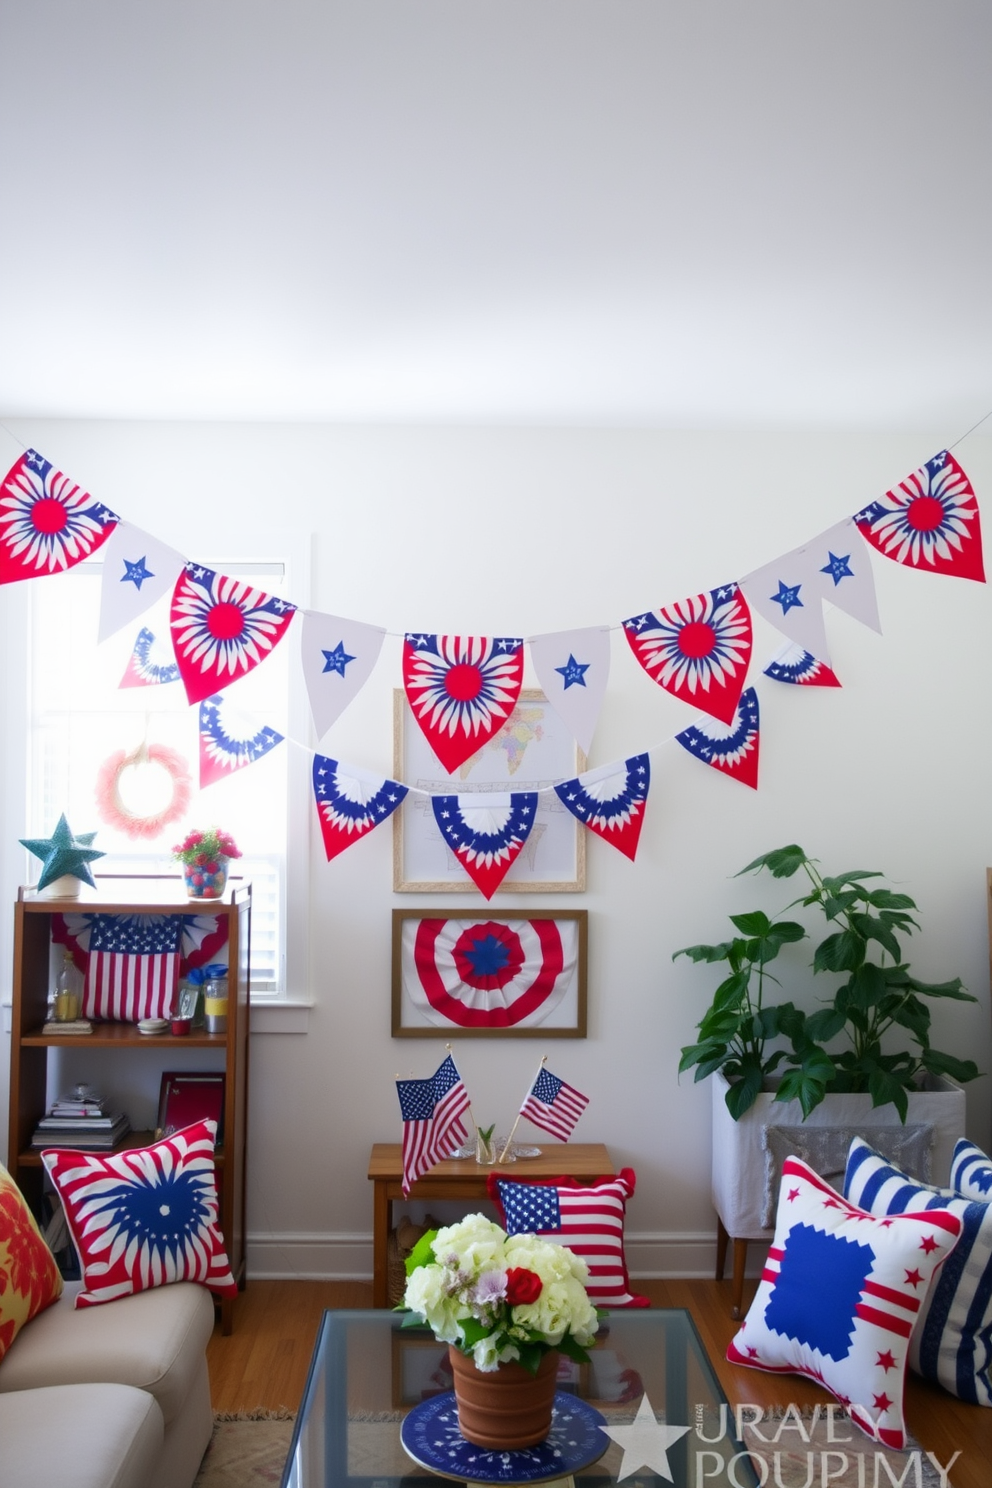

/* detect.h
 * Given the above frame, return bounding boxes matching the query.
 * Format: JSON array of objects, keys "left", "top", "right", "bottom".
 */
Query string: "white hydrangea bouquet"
[{"left": 400, "top": 1212, "right": 600, "bottom": 1373}]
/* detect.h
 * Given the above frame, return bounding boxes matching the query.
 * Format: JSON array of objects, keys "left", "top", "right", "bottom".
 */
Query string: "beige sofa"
[{"left": 0, "top": 1280, "right": 214, "bottom": 1488}]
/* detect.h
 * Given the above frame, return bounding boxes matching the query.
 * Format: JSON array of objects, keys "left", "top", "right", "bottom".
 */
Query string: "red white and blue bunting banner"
[
  {"left": 3, "top": 441, "right": 987, "bottom": 890},
  {"left": 0, "top": 449, "right": 118, "bottom": 583},
  {"left": 198, "top": 694, "right": 285, "bottom": 789},
  {"left": 554, "top": 755, "right": 650, "bottom": 861},
  {"left": 312, "top": 755, "right": 408, "bottom": 862},
  {"left": 675, "top": 686, "right": 760, "bottom": 790},
  {"left": 430, "top": 793, "right": 539, "bottom": 899},
  {"left": 119, "top": 627, "right": 181, "bottom": 688},
  {"left": 403, "top": 633, "right": 525, "bottom": 773}
]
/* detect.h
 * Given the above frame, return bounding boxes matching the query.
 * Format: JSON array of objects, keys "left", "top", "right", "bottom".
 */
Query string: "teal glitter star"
[{"left": 20, "top": 814, "right": 105, "bottom": 891}]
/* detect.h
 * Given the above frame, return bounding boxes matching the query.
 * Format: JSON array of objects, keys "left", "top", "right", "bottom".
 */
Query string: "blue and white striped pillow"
[
  {"left": 950, "top": 1138, "right": 992, "bottom": 1201},
  {"left": 844, "top": 1137, "right": 992, "bottom": 1406}
]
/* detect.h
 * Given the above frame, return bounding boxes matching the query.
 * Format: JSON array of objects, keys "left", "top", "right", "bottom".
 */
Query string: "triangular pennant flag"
[
  {"left": 430, "top": 792, "right": 538, "bottom": 898},
  {"left": 0, "top": 448, "right": 118, "bottom": 584},
  {"left": 623, "top": 584, "right": 752, "bottom": 726},
  {"left": 529, "top": 626, "right": 611, "bottom": 755},
  {"left": 170, "top": 562, "right": 298, "bottom": 706},
  {"left": 198, "top": 694, "right": 285, "bottom": 788},
  {"left": 312, "top": 754, "right": 408, "bottom": 862},
  {"left": 739, "top": 546, "right": 833, "bottom": 664},
  {"left": 675, "top": 686, "right": 760, "bottom": 789},
  {"left": 403, "top": 634, "right": 524, "bottom": 773},
  {"left": 119, "top": 627, "right": 180, "bottom": 688},
  {"left": 300, "top": 610, "right": 386, "bottom": 741},
  {"left": 806, "top": 517, "right": 882, "bottom": 632},
  {"left": 97, "top": 522, "right": 187, "bottom": 642},
  {"left": 763, "top": 642, "right": 841, "bottom": 688},
  {"left": 554, "top": 754, "right": 650, "bottom": 861},
  {"left": 854, "top": 450, "right": 985, "bottom": 583}
]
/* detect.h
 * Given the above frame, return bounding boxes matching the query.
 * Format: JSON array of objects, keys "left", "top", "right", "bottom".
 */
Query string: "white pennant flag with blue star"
[
  {"left": 739, "top": 542, "right": 834, "bottom": 663},
  {"left": 97, "top": 522, "right": 187, "bottom": 642},
  {"left": 529, "top": 625, "right": 611, "bottom": 755},
  {"left": 301, "top": 611, "right": 386, "bottom": 742},
  {"left": 805, "top": 517, "right": 882, "bottom": 633}
]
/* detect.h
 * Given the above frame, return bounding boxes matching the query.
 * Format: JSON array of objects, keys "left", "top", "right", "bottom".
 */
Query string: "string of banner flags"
[{"left": 0, "top": 442, "right": 986, "bottom": 899}]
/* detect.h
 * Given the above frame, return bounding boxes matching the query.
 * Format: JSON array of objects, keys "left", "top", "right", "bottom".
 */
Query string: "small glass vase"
[
  {"left": 183, "top": 856, "right": 229, "bottom": 900},
  {"left": 448, "top": 1345, "right": 558, "bottom": 1448}
]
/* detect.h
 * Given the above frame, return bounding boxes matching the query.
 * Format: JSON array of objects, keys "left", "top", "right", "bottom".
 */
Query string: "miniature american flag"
[
  {"left": 397, "top": 1054, "right": 470, "bottom": 1196},
  {"left": 520, "top": 1066, "right": 589, "bottom": 1141},
  {"left": 83, "top": 913, "right": 184, "bottom": 1023}
]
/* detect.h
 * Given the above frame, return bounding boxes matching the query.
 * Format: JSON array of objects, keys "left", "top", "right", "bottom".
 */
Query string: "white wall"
[{"left": 2, "top": 419, "right": 990, "bottom": 1277}]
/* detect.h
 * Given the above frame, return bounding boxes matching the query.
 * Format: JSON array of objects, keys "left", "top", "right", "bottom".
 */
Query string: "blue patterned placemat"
[{"left": 400, "top": 1390, "right": 609, "bottom": 1483}]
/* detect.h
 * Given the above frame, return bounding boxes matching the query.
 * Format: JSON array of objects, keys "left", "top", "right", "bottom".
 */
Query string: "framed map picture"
[
  {"left": 392, "top": 689, "right": 587, "bottom": 892},
  {"left": 392, "top": 908, "right": 588, "bottom": 1038}
]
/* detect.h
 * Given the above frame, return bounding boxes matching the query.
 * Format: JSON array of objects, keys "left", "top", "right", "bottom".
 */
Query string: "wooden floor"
[{"left": 208, "top": 1277, "right": 992, "bottom": 1488}]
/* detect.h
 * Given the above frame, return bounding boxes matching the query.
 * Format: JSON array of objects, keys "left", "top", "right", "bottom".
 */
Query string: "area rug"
[
  {"left": 740, "top": 1407, "right": 947, "bottom": 1488},
  {"left": 193, "top": 1411, "right": 295, "bottom": 1488}
]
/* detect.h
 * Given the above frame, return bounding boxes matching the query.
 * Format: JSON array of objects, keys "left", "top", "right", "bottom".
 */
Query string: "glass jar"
[
  {"left": 54, "top": 950, "right": 81, "bottom": 1022},
  {"left": 203, "top": 963, "right": 228, "bottom": 1035}
]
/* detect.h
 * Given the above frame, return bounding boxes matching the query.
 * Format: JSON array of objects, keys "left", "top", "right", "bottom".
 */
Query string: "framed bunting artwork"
[
  {"left": 391, "top": 908, "right": 588, "bottom": 1039},
  {"left": 392, "top": 690, "right": 587, "bottom": 892}
]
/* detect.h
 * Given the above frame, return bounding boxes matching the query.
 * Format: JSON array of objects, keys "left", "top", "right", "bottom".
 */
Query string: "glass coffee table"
[{"left": 281, "top": 1310, "right": 756, "bottom": 1487}]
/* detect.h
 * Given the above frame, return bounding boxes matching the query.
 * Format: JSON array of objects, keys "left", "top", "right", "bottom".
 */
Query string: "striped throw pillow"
[
  {"left": 844, "top": 1136, "right": 992, "bottom": 1406},
  {"left": 950, "top": 1138, "right": 992, "bottom": 1201},
  {"left": 488, "top": 1167, "right": 648, "bottom": 1308}
]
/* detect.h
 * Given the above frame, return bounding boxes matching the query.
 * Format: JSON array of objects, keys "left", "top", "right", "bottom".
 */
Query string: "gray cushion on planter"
[{"left": 761, "top": 1123, "right": 934, "bottom": 1228}]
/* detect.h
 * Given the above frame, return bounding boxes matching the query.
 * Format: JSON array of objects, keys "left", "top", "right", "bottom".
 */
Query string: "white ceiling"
[{"left": 1, "top": 1, "right": 990, "bottom": 430}]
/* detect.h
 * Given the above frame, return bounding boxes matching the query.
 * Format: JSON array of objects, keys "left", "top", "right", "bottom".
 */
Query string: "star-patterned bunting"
[
  {"left": 96, "top": 521, "right": 186, "bottom": 641},
  {"left": 430, "top": 792, "right": 538, "bottom": 898},
  {"left": 855, "top": 450, "right": 985, "bottom": 583},
  {"left": 0, "top": 449, "right": 118, "bottom": 584},
  {"left": 554, "top": 754, "right": 650, "bottom": 860},
  {"left": 300, "top": 611, "right": 386, "bottom": 741},
  {"left": 170, "top": 562, "right": 297, "bottom": 705},
  {"left": 529, "top": 625, "right": 611, "bottom": 754},
  {"left": 403, "top": 633, "right": 525, "bottom": 774},
  {"left": 624, "top": 584, "right": 752, "bottom": 725},
  {"left": 198, "top": 694, "right": 284, "bottom": 788},
  {"left": 675, "top": 687, "right": 760, "bottom": 788},
  {"left": 20, "top": 814, "right": 105, "bottom": 891},
  {"left": 119, "top": 627, "right": 180, "bottom": 688},
  {"left": 764, "top": 641, "right": 841, "bottom": 687},
  {"left": 312, "top": 754, "right": 408, "bottom": 861}
]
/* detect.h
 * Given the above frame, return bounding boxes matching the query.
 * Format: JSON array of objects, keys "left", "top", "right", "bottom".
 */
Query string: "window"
[{"left": 25, "top": 543, "right": 310, "bottom": 1001}]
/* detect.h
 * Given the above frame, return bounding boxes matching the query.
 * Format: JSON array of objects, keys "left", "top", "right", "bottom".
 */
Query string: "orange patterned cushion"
[{"left": 0, "top": 1161, "right": 63, "bottom": 1361}]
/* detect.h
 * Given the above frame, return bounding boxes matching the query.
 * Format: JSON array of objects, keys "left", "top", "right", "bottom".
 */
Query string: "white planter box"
[{"left": 711, "top": 1070, "right": 966, "bottom": 1243}]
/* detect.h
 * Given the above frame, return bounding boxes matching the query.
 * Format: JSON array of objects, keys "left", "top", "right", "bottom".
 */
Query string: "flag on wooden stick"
[
  {"left": 396, "top": 1054, "right": 470, "bottom": 1196},
  {"left": 520, "top": 1066, "right": 589, "bottom": 1142}
]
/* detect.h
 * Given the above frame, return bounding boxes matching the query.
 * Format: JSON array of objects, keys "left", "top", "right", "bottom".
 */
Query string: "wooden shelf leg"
[
  {"left": 372, "top": 1179, "right": 390, "bottom": 1309},
  {"left": 731, "top": 1238, "right": 748, "bottom": 1320},
  {"left": 715, "top": 1216, "right": 729, "bottom": 1280}
]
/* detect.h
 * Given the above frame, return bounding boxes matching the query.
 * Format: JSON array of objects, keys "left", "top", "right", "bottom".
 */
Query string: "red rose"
[{"left": 505, "top": 1267, "right": 543, "bottom": 1306}]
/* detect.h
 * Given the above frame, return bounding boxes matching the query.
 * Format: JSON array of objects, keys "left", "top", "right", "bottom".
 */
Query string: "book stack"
[{"left": 31, "top": 1090, "right": 131, "bottom": 1151}]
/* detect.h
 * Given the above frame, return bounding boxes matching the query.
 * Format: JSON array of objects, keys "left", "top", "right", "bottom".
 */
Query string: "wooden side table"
[{"left": 367, "top": 1142, "right": 615, "bottom": 1308}]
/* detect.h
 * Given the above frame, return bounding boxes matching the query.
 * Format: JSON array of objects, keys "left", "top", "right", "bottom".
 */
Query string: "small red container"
[{"left": 171, "top": 1018, "right": 191, "bottom": 1037}]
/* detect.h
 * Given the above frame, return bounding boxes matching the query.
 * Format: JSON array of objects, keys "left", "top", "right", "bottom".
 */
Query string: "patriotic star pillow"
[
  {"left": 488, "top": 1167, "right": 649, "bottom": 1309},
  {"left": 727, "top": 1155, "right": 961, "bottom": 1447},
  {"left": 845, "top": 1138, "right": 992, "bottom": 1407},
  {"left": 41, "top": 1119, "right": 238, "bottom": 1308}
]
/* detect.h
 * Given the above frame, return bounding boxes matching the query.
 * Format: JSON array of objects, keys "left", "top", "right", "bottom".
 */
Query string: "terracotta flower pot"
[{"left": 448, "top": 1345, "right": 558, "bottom": 1449}]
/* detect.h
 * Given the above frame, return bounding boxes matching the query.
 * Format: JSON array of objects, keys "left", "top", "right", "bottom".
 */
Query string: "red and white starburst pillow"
[
  {"left": 727, "top": 1156, "right": 962, "bottom": 1448},
  {"left": 41, "top": 1120, "right": 238, "bottom": 1308}
]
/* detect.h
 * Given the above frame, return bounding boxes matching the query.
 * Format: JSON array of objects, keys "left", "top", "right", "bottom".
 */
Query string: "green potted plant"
[{"left": 676, "top": 843, "right": 979, "bottom": 1120}]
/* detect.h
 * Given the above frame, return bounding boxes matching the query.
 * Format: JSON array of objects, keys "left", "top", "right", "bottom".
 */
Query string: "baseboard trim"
[{"left": 245, "top": 1230, "right": 770, "bottom": 1281}]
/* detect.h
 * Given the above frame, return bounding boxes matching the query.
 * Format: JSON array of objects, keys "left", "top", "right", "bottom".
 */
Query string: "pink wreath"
[{"left": 95, "top": 743, "right": 193, "bottom": 841}]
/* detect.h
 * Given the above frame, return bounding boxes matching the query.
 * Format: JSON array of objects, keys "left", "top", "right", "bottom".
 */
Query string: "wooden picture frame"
[
  {"left": 392, "top": 689, "right": 587, "bottom": 892},
  {"left": 392, "top": 908, "right": 588, "bottom": 1038}
]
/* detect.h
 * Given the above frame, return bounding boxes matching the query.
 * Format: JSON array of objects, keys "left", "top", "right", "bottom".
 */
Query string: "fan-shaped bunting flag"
[
  {"left": 170, "top": 562, "right": 297, "bottom": 706},
  {"left": 623, "top": 584, "right": 752, "bottom": 725},
  {"left": 554, "top": 754, "right": 650, "bottom": 861},
  {"left": 198, "top": 694, "right": 284, "bottom": 788},
  {"left": 119, "top": 627, "right": 180, "bottom": 688},
  {"left": 675, "top": 686, "right": 760, "bottom": 789},
  {"left": 403, "top": 634, "right": 524, "bottom": 773},
  {"left": 528, "top": 625, "right": 611, "bottom": 755},
  {"left": 312, "top": 754, "right": 408, "bottom": 862},
  {"left": 763, "top": 642, "right": 840, "bottom": 688},
  {"left": 0, "top": 448, "right": 118, "bottom": 584},
  {"left": 300, "top": 610, "right": 386, "bottom": 741},
  {"left": 97, "top": 522, "right": 187, "bottom": 642},
  {"left": 430, "top": 793, "right": 538, "bottom": 899},
  {"left": 854, "top": 450, "right": 985, "bottom": 583}
]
